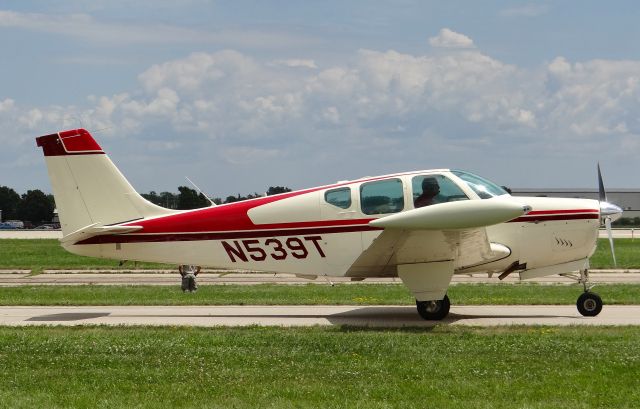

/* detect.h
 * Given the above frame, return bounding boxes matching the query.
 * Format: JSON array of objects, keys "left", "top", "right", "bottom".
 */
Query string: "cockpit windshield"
[{"left": 451, "top": 170, "right": 509, "bottom": 199}]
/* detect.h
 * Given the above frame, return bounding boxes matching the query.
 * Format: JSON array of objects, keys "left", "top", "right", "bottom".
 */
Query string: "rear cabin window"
[
  {"left": 360, "top": 179, "right": 404, "bottom": 215},
  {"left": 412, "top": 174, "right": 469, "bottom": 208},
  {"left": 325, "top": 187, "right": 351, "bottom": 209}
]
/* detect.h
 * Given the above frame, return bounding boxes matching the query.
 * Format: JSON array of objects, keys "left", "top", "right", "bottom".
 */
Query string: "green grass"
[
  {"left": 589, "top": 238, "right": 640, "bottom": 269},
  {"left": 1, "top": 238, "right": 639, "bottom": 273},
  {"left": 0, "top": 239, "right": 172, "bottom": 273},
  {"left": 0, "top": 283, "right": 638, "bottom": 306},
  {"left": 0, "top": 326, "right": 637, "bottom": 408}
]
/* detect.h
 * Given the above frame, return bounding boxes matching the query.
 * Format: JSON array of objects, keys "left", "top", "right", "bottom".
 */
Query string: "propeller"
[{"left": 597, "top": 163, "right": 623, "bottom": 266}]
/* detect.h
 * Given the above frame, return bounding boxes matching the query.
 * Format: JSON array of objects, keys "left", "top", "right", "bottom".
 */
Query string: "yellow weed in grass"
[{"left": 352, "top": 296, "right": 381, "bottom": 303}]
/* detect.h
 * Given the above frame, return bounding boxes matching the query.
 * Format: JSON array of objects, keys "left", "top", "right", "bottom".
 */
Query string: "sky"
[{"left": 2, "top": 1, "right": 640, "bottom": 197}]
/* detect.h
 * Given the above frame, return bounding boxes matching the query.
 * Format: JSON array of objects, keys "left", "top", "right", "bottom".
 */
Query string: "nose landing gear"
[
  {"left": 561, "top": 267, "right": 603, "bottom": 317},
  {"left": 577, "top": 292, "right": 603, "bottom": 317}
]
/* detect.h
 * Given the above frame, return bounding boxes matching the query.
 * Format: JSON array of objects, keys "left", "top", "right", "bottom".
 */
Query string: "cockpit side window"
[
  {"left": 325, "top": 187, "right": 351, "bottom": 209},
  {"left": 360, "top": 178, "right": 404, "bottom": 215},
  {"left": 412, "top": 174, "right": 469, "bottom": 208}
]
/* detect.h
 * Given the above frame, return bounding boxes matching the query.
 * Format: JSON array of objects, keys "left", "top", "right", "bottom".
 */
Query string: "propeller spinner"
[{"left": 597, "top": 163, "right": 623, "bottom": 266}]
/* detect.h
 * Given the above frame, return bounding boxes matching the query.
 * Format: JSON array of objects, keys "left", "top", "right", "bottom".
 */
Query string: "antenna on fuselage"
[
  {"left": 62, "top": 114, "right": 84, "bottom": 129},
  {"left": 185, "top": 176, "right": 216, "bottom": 207}
]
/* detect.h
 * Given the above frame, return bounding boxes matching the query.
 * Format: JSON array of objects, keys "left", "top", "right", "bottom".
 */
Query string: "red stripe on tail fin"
[{"left": 36, "top": 129, "right": 104, "bottom": 156}]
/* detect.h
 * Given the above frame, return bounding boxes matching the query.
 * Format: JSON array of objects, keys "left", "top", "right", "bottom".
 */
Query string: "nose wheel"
[
  {"left": 416, "top": 295, "right": 450, "bottom": 320},
  {"left": 576, "top": 292, "right": 603, "bottom": 317},
  {"left": 561, "top": 267, "right": 604, "bottom": 317}
]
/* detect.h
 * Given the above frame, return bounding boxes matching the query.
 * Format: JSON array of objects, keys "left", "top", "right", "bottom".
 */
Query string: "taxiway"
[
  {"left": 1, "top": 271, "right": 639, "bottom": 286},
  {"left": 2, "top": 305, "right": 640, "bottom": 327}
]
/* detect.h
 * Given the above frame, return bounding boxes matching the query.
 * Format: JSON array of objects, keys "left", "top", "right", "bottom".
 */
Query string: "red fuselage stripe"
[
  {"left": 525, "top": 209, "right": 599, "bottom": 215},
  {"left": 507, "top": 214, "right": 599, "bottom": 223},
  {"left": 76, "top": 224, "right": 380, "bottom": 245},
  {"left": 75, "top": 209, "right": 600, "bottom": 245}
]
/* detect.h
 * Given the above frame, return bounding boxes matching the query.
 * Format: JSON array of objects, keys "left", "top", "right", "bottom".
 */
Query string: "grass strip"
[
  {"left": 0, "top": 326, "right": 638, "bottom": 408},
  {"left": 0, "top": 239, "right": 172, "bottom": 273},
  {"left": 1, "top": 238, "right": 639, "bottom": 272},
  {"left": 589, "top": 237, "right": 640, "bottom": 268},
  {"left": 0, "top": 283, "right": 638, "bottom": 306}
]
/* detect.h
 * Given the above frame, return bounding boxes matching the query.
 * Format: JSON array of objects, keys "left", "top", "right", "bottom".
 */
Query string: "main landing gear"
[
  {"left": 561, "top": 268, "right": 603, "bottom": 317},
  {"left": 179, "top": 265, "right": 201, "bottom": 292},
  {"left": 416, "top": 295, "right": 451, "bottom": 320}
]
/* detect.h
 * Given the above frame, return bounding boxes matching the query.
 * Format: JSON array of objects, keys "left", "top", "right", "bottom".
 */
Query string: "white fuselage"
[{"left": 65, "top": 170, "right": 600, "bottom": 280}]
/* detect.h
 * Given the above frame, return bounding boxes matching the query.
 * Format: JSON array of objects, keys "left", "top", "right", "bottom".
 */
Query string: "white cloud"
[
  {"left": 271, "top": 59, "right": 318, "bottom": 69},
  {"left": 0, "top": 98, "right": 14, "bottom": 112},
  {"left": 5, "top": 26, "right": 640, "bottom": 194},
  {"left": 428, "top": 28, "right": 475, "bottom": 49},
  {"left": 15, "top": 38, "right": 638, "bottom": 148},
  {"left": 322, "top": 106, "right": 341, "bottom": 124},
  {"left": 543, "top": 57, "right": 640, "bottom": 140},
  {"left": 18, "top": 108, "right": 44, "bottom": 128},
  {"left": 138, "top": 51, "right": 257, "bottom": 94}
]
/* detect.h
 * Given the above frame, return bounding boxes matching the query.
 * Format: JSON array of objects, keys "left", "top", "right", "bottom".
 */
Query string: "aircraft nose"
[{"left": 600, "top": 201, "right": 623, "bottom": 223}]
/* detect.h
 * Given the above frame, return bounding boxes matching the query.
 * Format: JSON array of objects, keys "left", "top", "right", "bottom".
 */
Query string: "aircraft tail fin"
[{"left": 36, "top": 129, "right": 175, "bottom": 237}]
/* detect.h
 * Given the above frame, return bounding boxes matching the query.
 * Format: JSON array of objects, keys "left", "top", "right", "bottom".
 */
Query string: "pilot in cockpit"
[{"left": 414, "top": 177, "right": 440, "bottom": 208}]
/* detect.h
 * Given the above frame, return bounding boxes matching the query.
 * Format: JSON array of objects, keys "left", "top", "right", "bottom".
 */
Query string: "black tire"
[
  {"left": 577, "top": 292, "right": 603, "bottom": 317},
  {"left": 416, "top": 295, "right": 451, "bottom": 320},
  {"left": 181, "top": 273, "right": 198, "bottom": 293}
]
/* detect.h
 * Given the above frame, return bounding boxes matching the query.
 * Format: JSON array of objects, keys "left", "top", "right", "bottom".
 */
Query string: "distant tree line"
[
  {"left": 3, "top": 184, "right": 640, "bottom": 227},
  {"left": 141, "top": 185, "right": 291, "bottom": 210},
  {"left": 1, "top": 185, "right": 292, "bottom": 225},
  {"left": 612, "top": 217, "right": 640, "bottom": 227},
  {"left": 0, "top": 186, "right": 55, "bottom": 227}
]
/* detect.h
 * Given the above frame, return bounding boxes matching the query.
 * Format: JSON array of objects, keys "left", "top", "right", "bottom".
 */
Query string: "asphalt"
[
  {"left": 1, "top": 270, "right": 638, "bottom": 328},
  {"left": 2, "top": 305, "right": 639, "bottom": 327}
]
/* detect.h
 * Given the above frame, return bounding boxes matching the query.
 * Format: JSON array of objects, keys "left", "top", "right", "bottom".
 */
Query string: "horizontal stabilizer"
[
  {"left": 369, "top": 199, "right": 531, "bottom": 230},
  {"left": 60, "top": 223, "right": 142, "bottom": 245}
]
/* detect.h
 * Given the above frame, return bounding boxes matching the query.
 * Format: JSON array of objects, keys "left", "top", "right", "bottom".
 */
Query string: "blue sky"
[{"left": 2, "top": 1, "right": 640, "bottom": 196}]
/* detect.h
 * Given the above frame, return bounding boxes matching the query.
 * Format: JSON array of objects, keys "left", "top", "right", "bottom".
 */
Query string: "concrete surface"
[
  {"left": 1, "top": 305, "right": 639, "bottom": 327},
  {"left": 0, "top": 230, "right": 62, "bottom": 239},
  {"left": 0, "top": 271, "right": 639, "bottom": 286}
]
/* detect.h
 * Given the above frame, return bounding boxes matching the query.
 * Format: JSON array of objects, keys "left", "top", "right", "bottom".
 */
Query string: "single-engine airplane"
[{"left": 36, "top": 129, "right": 623, "bottom": 320}]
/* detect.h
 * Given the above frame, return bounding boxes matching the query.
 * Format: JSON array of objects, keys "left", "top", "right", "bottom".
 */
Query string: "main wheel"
[
  {"left": 416, "top": 295, "right": 451, "bottom": 320},
  {"left": 577, "top": 292, "right": 603, "bottom": 317}
]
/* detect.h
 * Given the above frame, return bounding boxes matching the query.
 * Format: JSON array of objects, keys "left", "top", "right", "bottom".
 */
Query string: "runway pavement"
[
  {"left": 2, "top": 305, "right": 639, "bottom": 327},
  {"left": 1, "top": 270, "right": 640, "bottom": 286},
  {"left": 2, "top": 271, "right": 639, "bottom": 328}
]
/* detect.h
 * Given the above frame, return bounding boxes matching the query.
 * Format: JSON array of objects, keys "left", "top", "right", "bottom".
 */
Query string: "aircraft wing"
[
  {"left": 346, "top": 199, "right": 529, "bottom": 299},
  {"left": 368, "top": 198, "right": 530, "bottom": 231},
  {"left": 347, "top": 227, "right": 504, "bottom": 275}
]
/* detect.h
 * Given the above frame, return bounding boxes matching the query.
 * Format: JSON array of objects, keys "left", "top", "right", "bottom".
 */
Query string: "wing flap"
[{"left": 347, "top": 227, "right": 507, "bottom": 276}]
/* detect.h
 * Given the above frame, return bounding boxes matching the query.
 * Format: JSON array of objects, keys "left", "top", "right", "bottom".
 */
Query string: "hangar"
[{"left": 511, "top": 189, "right": 640, "bottom": 219}]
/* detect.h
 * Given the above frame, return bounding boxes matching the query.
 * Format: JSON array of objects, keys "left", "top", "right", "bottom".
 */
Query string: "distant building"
[{"left": 511, "top": 189, "right": 640, "bottom": 218}]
